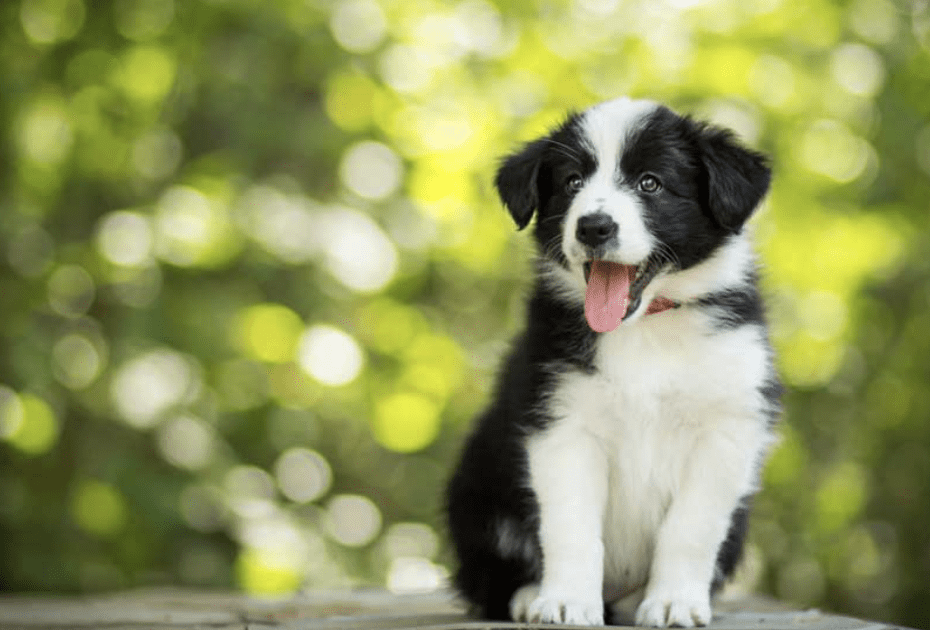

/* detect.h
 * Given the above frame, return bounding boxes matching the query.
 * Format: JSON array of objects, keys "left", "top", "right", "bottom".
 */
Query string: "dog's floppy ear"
[
  {"left": 699, "top": 127, "right": 771, "bottom": 233},
  {"left": 494, "top": 139, "right": 548, "bottom": 230}
]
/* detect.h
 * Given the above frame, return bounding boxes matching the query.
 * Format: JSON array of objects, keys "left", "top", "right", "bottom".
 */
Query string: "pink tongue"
[{"left": 584, "top": 261, "right": 634, "bottom": 333}]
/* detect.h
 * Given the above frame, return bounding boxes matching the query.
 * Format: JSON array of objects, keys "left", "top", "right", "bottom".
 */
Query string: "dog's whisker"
[
  {"left": 651, "top": 241, "right": 680, "bottom": 271},
  {"left": 549, "top": 148, "right": 581, "bottom": 165},
  {"left": 541, "top": 235, "right": 563, "bottom": 261},
  {"left": 544, "top": 139, "right": 583, "bottom": 164}
]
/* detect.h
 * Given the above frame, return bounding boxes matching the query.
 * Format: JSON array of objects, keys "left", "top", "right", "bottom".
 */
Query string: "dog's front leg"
[
  {"left": 517, "top": 422, "right": 608, "bottom": 626},
  {"left": 636, "top": 425, "right": 760, "bottom": 628}
]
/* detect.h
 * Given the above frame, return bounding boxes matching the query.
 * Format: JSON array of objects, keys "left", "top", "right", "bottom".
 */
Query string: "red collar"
[{"left": 645, "top": 297, "right": 680, "bottom": 315}]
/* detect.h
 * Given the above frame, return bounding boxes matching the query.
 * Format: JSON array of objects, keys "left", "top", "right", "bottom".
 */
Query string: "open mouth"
[{"left": 582, "top": 255, "right": 666, "bottom": 332}]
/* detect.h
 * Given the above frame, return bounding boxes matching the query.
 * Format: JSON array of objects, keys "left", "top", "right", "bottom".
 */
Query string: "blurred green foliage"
[{"left": 1, "top": 0, "right": 930, "bottom": 627}]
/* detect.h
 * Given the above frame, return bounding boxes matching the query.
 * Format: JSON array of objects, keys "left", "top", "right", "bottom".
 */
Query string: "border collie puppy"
[{"left": 446, "top": 97, "right": 781, "bottom": 628}]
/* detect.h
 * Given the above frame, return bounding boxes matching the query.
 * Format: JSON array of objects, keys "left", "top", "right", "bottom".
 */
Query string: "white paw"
[
  {"left": 509, "top": 583, "right": 539, "bottom": 622},
  {"left": 635, "top": 590, "right": 711, "bottom": 628},
  {"left": 523, "top": 591, "right": 604, "bottom": 626}
]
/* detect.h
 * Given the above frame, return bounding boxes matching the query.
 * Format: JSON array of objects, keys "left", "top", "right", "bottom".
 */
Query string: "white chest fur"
[{"left": 531, "top": 308, "right": 773, "bottom": 601}]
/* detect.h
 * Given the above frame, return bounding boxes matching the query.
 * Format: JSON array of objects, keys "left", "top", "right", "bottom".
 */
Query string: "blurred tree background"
[{"left": 1, "top": 0, "right": 929, "bottom": 626}]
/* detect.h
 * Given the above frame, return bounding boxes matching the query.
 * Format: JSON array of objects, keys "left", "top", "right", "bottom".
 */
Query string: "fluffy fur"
[{"left": 445, "top": 97, "right": 782, "bottom": 627}]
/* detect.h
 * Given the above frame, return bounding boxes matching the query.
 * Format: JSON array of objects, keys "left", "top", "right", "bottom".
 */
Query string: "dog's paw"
[
  {"left": 509, "top": 583, "right": 539, "bottom": 622},
  {"left": 523, "top": 591, "right": 604, "bottom": 626},
  {"left": 635, "top": 590, "right": 711, "bottom": 628}
]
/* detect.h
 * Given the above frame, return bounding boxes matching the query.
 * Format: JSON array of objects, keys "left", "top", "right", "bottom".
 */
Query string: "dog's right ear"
[{"left": 494, "top": 139, "right": 548, "bottom": 230}]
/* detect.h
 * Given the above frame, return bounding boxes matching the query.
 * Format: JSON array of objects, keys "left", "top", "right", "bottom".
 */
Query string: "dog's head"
[{"left": 495, "top": 97, "right": 771, "bottom": 332}]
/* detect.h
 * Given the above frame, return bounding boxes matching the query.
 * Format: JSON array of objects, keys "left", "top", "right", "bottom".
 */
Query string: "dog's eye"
[
  {"left": 638, "top": 175, "right": 661, "bottom": 193},
  {"left": 565, "top": 174, "right": 584, "bottom": 194}
]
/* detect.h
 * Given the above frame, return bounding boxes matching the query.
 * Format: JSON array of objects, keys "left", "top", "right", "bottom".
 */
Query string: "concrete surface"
[{"left": 0, "top": 589, "right": 909, "bottom": 630}]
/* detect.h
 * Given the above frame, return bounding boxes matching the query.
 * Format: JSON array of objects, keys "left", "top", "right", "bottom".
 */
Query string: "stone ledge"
[{"left": 0, "top": 589, "right": 909, "bottom": 630}]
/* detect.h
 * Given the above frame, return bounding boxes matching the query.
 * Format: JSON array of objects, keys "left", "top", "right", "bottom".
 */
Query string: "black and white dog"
[{"left": 446, "top": 97, "right": 781, "bottom": 628}]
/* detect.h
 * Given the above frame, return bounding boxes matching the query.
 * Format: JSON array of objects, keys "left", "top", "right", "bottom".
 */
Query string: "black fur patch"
[
  {"left": 620, "top": 107, "right": 771, "bottom": 271},
  {"left": 712, "top": 501, "right": 751, "bottom": 594},
  {"left": 696, "top": 286, "right": 767, "bottom": 330},
  {"left": 759, "top": 376, "right": 785, "bottom": 428},
  {"left": 494, "top": 115, "right": 596, "bottom": 270},
  {"left": 446, "top": 425, "right": 541, "bottom": 619}
]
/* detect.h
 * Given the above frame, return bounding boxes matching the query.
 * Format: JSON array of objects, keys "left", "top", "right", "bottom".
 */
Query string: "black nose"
[{"left": 576, "top": 213, "right": 618, "bottom": 247}]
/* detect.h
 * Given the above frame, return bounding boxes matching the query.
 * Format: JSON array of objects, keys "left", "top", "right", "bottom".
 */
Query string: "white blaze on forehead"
[
  {"left": 579, "top": 97, "right": 658, "bottom": 176},
  {"left": 563, "top": 98, "right": 659, "bottom": 267}
]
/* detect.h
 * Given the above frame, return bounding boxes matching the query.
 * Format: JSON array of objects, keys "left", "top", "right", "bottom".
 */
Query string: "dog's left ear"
[
  {"left": 494, "top": 139, "right": 548, "bottom": 230},
  {"left": 699, "top": 128, "right": 771, "bottom": 233}
]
